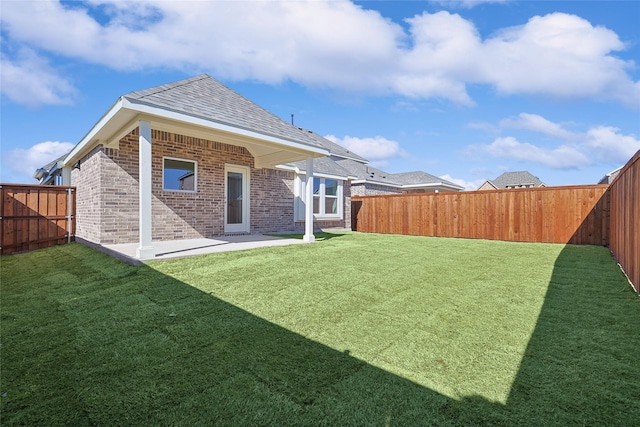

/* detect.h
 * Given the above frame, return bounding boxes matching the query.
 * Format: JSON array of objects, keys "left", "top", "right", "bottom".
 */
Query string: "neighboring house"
[
  {"left": 35, "top": 74, "right": 463, "bottom": 259},
  {"left": 479, "top": 171, "right": 546, "bottom": 190},
  {"left": 598, "top": 166, "right": 622, "bottom": 184},
  {"left": 284, "top": 129, "right": 464, "bottom": 198},
  {"left": 33, "top": 154, "right": 66, "bottom": 185}
]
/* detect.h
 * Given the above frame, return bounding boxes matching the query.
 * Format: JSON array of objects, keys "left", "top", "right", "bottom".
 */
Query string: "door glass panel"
[{"left": 227, "top": 172, "right": 243, "bottom": 224}]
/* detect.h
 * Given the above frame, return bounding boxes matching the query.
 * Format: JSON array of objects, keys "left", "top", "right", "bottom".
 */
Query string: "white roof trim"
[
  {"left": 351, "top": 179, "right": 402, "bottom": 188},
  {"left": 294, "top": 170, "right": 350, "bottom": 180},
  {"left": 62, "top": 96, "right": 328, "bottom": 166},
  {"left": 63, "top": 97, "right": 125, "bottom": 165}
]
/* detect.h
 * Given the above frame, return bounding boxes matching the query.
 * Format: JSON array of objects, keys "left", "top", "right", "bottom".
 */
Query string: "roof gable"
[
  {"left": 493, "top": 171, "right": 544, "bottom": 188},
  {"left": 388, "top": 171, "right": 459, "bottom": 187},
  {"left": 124, "top": 74, "right": 323, "bottom": 149}
]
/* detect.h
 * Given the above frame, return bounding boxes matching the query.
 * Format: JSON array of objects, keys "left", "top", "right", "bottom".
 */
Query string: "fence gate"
[{"left": 1, "top": 184, "right": 76, "bottom": 255}]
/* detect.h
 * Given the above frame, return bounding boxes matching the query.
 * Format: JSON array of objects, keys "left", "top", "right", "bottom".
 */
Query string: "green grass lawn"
[{"left": 1, "top": 232, "right": 639, "bottom": 426}]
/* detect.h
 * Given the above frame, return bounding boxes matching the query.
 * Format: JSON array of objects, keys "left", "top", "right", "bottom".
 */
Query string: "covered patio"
[
  {"left": 56, "top": 75, "right": 329, "bottom": 259},
  {"left": 84, "top": 234, "right": 306, "bottom": 264}
]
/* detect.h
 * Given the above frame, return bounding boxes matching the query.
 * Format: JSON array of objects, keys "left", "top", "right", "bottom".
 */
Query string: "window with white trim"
[
  {"left": 163, "top": 157, "right": 197, "bottom": 192},
  {"left": 295, "top": 175, "right": 343, "bottom": 220}
]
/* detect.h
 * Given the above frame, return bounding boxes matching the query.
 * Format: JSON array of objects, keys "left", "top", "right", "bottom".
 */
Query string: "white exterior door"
[{"left": 224, "top": 165, "right": 250, "bottom": 233}]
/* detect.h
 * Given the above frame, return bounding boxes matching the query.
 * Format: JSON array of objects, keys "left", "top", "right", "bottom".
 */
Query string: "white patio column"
[
  {"left": 303, "top": 156, "right": 315, "bottom": 243},
  {"left": 136, "top": 120, "right": 155, "bottom": 259}
]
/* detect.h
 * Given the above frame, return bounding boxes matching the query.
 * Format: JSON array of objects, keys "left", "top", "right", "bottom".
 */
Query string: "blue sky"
[{"left": 1, "top": 0, "right": 639, "bottom": 189}]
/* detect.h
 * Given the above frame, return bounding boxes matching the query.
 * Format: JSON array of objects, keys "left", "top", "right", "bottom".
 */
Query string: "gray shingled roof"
[
  {"left": 333, "top": 158, "right": 399, "bottom": 185},
  {"left": 295, "top": 129, "right": 368, "bottom": 162},
  {"left": 492, "top": 171, "right": 544, "bottom": 188},
  {"left": 598, "top": 166, "right": 622, "bottom": 184},
  {"left": 124, "top": 74, "right": 323, "bottom": 149},
  {"left": 388, "top": 171, "right": 460, "bottom": 188},
  {"left": 291, "top": 156, "right": 353, "bottom": 177}
]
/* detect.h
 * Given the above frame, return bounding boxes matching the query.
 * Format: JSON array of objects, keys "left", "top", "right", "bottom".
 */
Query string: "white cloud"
[
  {"left": 481, "top": 136, "right": 589, "bottom": 169},
  {"left": 435, "top": 0, "right": 511, "bottom": 9},
  {"left": 325, "top": 135, "right": 406, "bottom": 161},
  {"left": 499, "top": 113, "right": 578, "bottom": 140},
  {"left": 471, "top": 113, "right": 640, "bottom": 168},
  {"left": 0, "top": 48, "right": 76, "bottom": 107},
  {"left": 479, "top": 13, "right": 639, "bottom": 107},
  {"left": 2, "top": 141, "right": 74, "bottom": 183},
  {"left": 585, "top": 126, "right": 640, "bottom": 163},
  {"left": 1, "top": 1, "right": 637, "bottom": 107},
  {"left": 439, "top": 174, "right": 485, "bottom": 190}
]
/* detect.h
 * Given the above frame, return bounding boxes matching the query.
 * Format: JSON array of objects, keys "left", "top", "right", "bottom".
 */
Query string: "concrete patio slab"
[{"left": 92, "top": 234, "right": 305, "bottom": 264}]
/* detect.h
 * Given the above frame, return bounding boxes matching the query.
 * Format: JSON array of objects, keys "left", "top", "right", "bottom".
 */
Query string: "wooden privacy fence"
[
  {"left": 1, "top": 184, "right": 76, "bottom": 255},
  {"left": 352, "top": 185, "right": 610, "bottom": 246},
  {"left": 608, "top": 150, "right": 639, "bottom": 293}
]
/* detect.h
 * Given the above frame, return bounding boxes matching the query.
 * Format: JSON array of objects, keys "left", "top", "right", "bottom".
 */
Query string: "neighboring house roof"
[
  {"left": 387, "top": 171, "right": 460, "bottom": 188},
  {"left": 490, "top": 171, "right": 545, "bottom": 188},
  {"left": 287, "top": 131, "right": 464, "bottom": 191},
  {"left": 289, "top": 156, "right": 354, "bottom": 178},
  {"left": 478, "top": 180, "right": 498, "bottom": 190},
  {"left": 598, "top": 166, "right": 622, "bottom": 184},
  {"left": 33, "top": 154, "right": 66, "bottom": 184},
  {"left": 334, "top": 158, "right": 397, "bottom": 185}
]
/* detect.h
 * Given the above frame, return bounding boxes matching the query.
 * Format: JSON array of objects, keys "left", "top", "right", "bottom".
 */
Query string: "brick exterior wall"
[
  {"left": 72, "top": 146, "right": 105, "bottom": 243},
  {"left": 351, "top": 182, "right": 402, "bottom": 196},
  {"left": 73, "top": 128, "right": 350, "bottom": 245}
]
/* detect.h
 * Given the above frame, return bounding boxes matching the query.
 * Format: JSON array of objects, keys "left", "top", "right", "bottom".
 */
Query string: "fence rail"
[
  {"left": 1, "top": 184, "right": 76, "bottom": 255},
  {"left": 609, "top": 150, "right": 639, "bottom": 293},
  {"left": 352, "top": 185, "right": 610, "bottom": 246}
]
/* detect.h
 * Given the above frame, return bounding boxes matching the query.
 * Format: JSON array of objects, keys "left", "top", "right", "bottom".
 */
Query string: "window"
[
  {"left": 163, "top": 157, "right": 197, "bottom": 192},
  {"left": 313, "top": 178, "right": 338, "bottom": 215},
  {"left": 295, "top": 175, "right": 343, "bottom": 220}
]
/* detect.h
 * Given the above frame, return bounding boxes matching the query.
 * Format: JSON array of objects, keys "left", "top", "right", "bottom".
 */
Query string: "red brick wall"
[{"left": 74, "top": 128, "right": 311, "bottom": 244}]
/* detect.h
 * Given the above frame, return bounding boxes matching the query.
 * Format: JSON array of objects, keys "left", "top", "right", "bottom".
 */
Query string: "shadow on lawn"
[{"left": 3, "top": 243, "right": 639, "bottom": 425}]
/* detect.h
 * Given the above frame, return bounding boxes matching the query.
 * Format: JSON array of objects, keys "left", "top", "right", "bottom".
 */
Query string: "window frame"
[
  {"left": 162, "top": 156, "right": 198, "bottom": 193},
  {"left": 295, "top": 174, "right": 343, "bottom": 220}
]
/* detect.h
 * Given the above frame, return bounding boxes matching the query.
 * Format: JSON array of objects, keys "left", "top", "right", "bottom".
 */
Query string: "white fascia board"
[
  {"left": 274, "top": 164, "right": 301, "bottom": 173},
  {"left": 63, "top": 97, "right": 125, "bottom": 166},
  {"left": 275, "top": 165, "right": 356, "bottom": 181},
  {"left": 351, "top": 179, "right": 402, "bottom": 188},
  {"left": 290, "top": 170, "right": 349, "bottom": 180},
  {"left": 331, "top": 153, "right": 369, "bottom": 163},
  {"left": 123, "top": 98, "right": 329, "bottom": 157}
]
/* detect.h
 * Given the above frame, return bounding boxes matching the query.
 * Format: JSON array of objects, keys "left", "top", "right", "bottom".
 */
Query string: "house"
[
  {"left": 35, "top": 74, "right": 336, "bottom": 258},
  {"left": 35, "top": 74, "right": 462, "bottom": 259},
  {"left": 598, "top": 166, "right": 622, "bottom": 184},
  {"left": 33, "top": 154, "right": 66, "bottom": 185},
  {"left": 286, "top": 129, "right": 464, "bottom": 196},
  {"left": 479, "top": 171, "right": 546, "bottom": 190}
]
